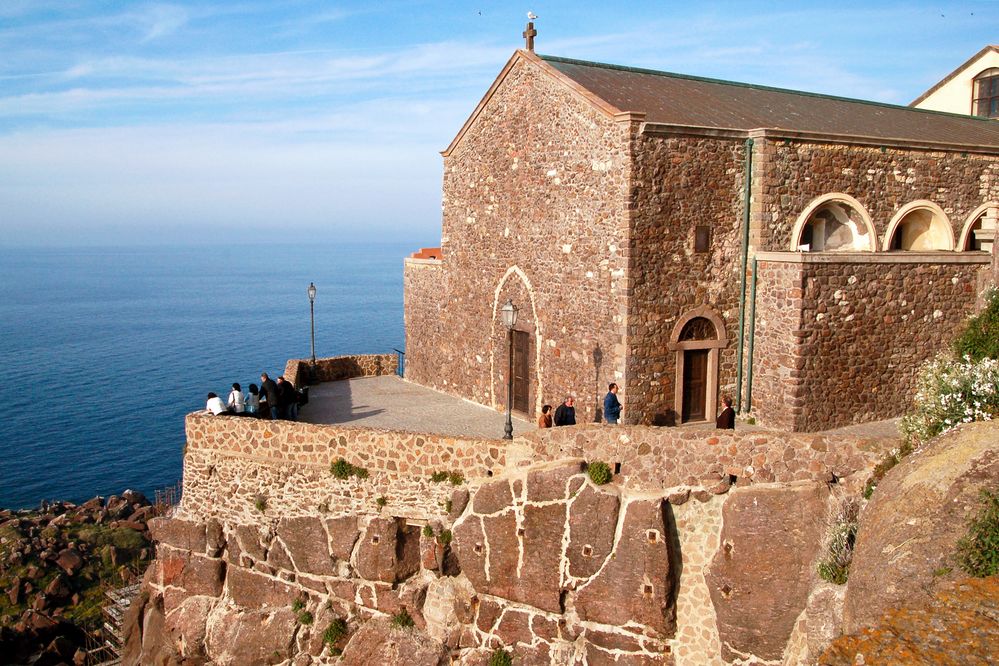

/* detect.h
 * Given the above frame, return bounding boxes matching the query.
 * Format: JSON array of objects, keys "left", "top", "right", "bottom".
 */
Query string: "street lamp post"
[
  {"left": 308, "top": 282, "right": 317, "bottom": 371},
  {"left": 500, "top": 299, "right": 518, "bottom": 440}
]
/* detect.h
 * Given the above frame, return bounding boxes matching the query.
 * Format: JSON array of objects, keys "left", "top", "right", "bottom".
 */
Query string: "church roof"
[
  {"left": 909, "top": 44, "right": 999, "bottom": 107},
  {"left": 540, "top": 54, "right": 999, "bottom": 149}
]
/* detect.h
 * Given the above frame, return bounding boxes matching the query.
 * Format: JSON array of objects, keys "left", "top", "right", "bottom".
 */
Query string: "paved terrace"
[
  {"left": 296, "top": 374, "right": 899, "bottom": 439},
  {"left": 299, "top": 375, "right": 534, "bottom": 439}
]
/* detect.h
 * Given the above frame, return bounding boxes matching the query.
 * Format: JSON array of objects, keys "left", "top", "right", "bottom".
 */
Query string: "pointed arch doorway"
[{"left": 668, "top": 307, "right": 729, "bottom": 424}]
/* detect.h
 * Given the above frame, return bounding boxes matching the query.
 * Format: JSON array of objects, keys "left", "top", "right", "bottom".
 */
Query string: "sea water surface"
[{"left": 0, "top": 243, "right": 408, "bottom": 509}]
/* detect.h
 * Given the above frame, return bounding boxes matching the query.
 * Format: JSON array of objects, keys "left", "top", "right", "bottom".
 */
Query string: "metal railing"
[{"left": 392, "top": 348, "right": 405, "bottom": 378}]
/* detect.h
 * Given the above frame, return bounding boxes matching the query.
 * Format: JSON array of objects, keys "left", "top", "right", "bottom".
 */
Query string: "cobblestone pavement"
[{"left": 299, "top": 375, "right": 533, "bottom": 439}]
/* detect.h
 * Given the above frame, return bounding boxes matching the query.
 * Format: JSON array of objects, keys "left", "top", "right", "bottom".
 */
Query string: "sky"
[{"left": 1, "top": 1, "right": 998, "bottom": 247}]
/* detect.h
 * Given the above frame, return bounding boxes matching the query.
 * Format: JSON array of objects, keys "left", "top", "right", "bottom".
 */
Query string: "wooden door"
[
  {"left": 682, "top": 349, "right": 708, "bottom": 422},
  {"left": 512, "top": 330, "right": 530, "bottom": 414}
]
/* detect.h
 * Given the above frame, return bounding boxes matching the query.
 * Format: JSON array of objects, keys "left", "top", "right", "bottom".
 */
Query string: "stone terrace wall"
[
  {"left": 753, "top": 138, "right": 999, "bottom": 251},
  {"left": 136, "top": 415, "right": 895, "bottom": 666},
  {"left": 404, "top": 55, "right": 633, "bottom": 423},
  {"left": 625, "top": 131, "right": 748, "bottom": 424},
  {"left": 284, "top": 353, "right": 398, "bottom": 388},
  {"left": 181, "top": 413, "right": 503, "bottom": 524},
  {"left": 752, "top": 253, "right": 989, "bottom": 431}
]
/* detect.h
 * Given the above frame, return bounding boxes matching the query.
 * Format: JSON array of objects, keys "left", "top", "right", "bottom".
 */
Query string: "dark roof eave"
[{"left": 640, "top": 123, "right": 999, "bottom": 155}]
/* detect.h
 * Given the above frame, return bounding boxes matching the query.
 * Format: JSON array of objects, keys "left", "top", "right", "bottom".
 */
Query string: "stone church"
[{"left": 404, "top": 35, "right": 999, "bottom": 432}]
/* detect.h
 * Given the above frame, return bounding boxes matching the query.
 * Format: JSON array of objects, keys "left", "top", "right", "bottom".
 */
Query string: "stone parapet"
[{"left": 283, "top": 353, "right": 398, "bottom": 387}]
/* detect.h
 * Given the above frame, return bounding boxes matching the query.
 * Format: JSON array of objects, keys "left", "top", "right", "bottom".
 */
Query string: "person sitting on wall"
[
  {"left": 716, "top": 395, "right": 735, "bottom": 429},
  {"left": 227, "top": 382, "right": 245, "bottom": 415},
  {"left": 554, "top": 396, "right": 576, "bottom": 426},
  {"left": 277, "top": 375, "right": 298, "bottom": 421},
  {"left": 537, "top": 404, "right": 553, "bottom": 428},
  {"left": 259, "top": 372, "right": 280, "bottom": 420},
  {"left": 603, "top": 383, "right": 622, "bottom": 425},
  {"left": 245, "top": 384, "right": 260, "bottom": 417},
  {"left": 206, "top": 392, "right": 228, "bottom": 416}
]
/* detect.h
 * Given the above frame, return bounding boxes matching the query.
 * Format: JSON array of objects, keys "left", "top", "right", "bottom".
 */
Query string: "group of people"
[
  {"left": 535, "top": 384, "right": 737, "bottom": 430},
  {"left": 205, "top": 372, "right": 302, "bottom": 421},
  {"left": 536, "top": 383, "right": 623, "bottom": 428}
]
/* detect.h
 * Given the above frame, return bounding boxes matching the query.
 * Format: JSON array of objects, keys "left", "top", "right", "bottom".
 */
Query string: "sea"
[{"left": 0, "top": 243, "right": 409, "bottom": 509}]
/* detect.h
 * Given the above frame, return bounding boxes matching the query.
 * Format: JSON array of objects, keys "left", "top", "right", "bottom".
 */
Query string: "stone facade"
[
  {"left": 405, "top": 54, "right": 633, "bottom": 424},
  {"left": 751, "top": 253, "right": 989, "bottom": 431},
  {"left": 403, "top": 50, "right": 998, "bottom": 431}
]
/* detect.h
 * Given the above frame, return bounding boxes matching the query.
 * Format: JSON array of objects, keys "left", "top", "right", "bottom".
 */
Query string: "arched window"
[
  {"left": 973, "top": 68, "right": 999, "bottom": 119},
  {"left": 791, "top": 195, "right": 874, "bottom": 252},
  {"left": 960, "top": 203, "right": 998, "bottom": 252},
  {"left": 884, "top": 201, "right": 954, "bottom": 251},
  {"left": 964, "top": 212, "right": 986, "bottom": 251}
]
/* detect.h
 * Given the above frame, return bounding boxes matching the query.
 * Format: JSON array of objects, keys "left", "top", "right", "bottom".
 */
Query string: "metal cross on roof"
[{"left": 523, "top": 21, "right": 537, "bottom": 51}]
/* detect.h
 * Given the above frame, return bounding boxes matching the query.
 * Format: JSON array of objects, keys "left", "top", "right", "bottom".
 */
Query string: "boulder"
[
  {"left": 159, "top": 547, "right": 225, "bottom": 598},
  {"left": 575, "top": 499, "right": 675, "bottom": 635},
  {"left": 165, "top": 595, "right": 215, "bottom": 659},
  {"left": 276, "top": 516, "right": 336, "bottom": 576},
  {"left": 355, "top": 518, "right": 420, "bottom": 583},
  {"left": 148, "top": 517, "right": 208, "bottom": 554},
  {"left": 339, "top": 618, "right": 445, "bottom": 666},
  {"left": 705, "top": 482, "right": 831, "bottom": 662},
  {"left": 844, "top": 421, "right": 999, "bottom": 633},
  {"left": 422, "top": 575, "right": 476, "bottom": 647},
  {"left": 203, "top": 606, "right": 297, "bottom": 666},
  {"left": 566, "top": 485, "right": 620, "bottom": 579},
  {"left": 54, "top": 548, "right": 83, "bottom": 575},
  {"left": 821, "top": 575, "right": 999, "bottom": 665},
  {"left": 325, "top": 515, "right": 360, "bottom": 561}
]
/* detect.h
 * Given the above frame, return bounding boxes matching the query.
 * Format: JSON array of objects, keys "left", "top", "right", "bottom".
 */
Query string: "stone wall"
[
  {"left": 751, "top": 253, "right": 990, "bottom": 431},
  {"left": 403, "top": 55, "right": 633, "bottom": 423},
  {"left": 284, "top": 353, "right": 398, "bottom": 388},
  {"left": 130, "top": 413, "right": 894, "bottom": 665},
  {"left": 182, "top": 413, "right": 503, "bottom": 524},
  {"left": 625, "top": 132, "right": 748, "bottom": 425},
  {"left": 752, "top": 137, "right": 999, "bottom": 252}
]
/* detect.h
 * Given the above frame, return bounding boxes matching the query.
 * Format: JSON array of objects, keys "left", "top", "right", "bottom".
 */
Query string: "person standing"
[
  {"left": 553, "top": 396, "right": 576, "bottom": 426},
  {"left": 537, "top": 404, "right": 553, "bottom": 428},
  {"left": 227, "top": 382, "right": 245, "bottom": 414},
  {"left": 603, "top": 383, "right": 622, "bottom": 424},
  {"left": 277, "top": 376, "right": 298, "bottom": 421},
  {"left": 716, "top": 395, "right": 736, "bottom": 429},
  {"left": 260, "top": 372, "right": 280, "bottom": 420}
]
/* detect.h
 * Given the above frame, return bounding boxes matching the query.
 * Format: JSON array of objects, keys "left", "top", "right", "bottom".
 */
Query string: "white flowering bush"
[{"left": 900, "top": 354, "right": 999, "bottom": 445}]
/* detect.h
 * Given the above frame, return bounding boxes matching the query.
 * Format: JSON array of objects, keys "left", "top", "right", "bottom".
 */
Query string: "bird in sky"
[{"left": 527, "top": 11, "right": 538, "bottom": 20}]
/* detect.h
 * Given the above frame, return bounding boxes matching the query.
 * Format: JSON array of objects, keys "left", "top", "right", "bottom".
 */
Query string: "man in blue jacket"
[{"left": 603, "top": 383, "right": 622, "bottom": 424}]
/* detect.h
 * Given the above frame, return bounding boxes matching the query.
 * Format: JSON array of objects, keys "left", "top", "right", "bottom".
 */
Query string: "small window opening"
[
  {"left": 694, "top": 225, "right": 711, "bottom": 253},
  {"left": 614, "top": 462, "right": 622, "bottom": 475},
  {"left": 582, "top": 545, "right": 593, "bottom": 557},
  {"left": 371, "top": 535, "right": 380, "bottom": 545}
]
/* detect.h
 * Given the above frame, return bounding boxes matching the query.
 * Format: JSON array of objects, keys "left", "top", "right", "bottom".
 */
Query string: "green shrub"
[
  {"left": 390, "top": 608, "right": 415, "bottom": 629},
  {"left": 817, "top": 501, "right": 859, "bottom": 585},
  {"left": 323, "top": 618, "right": 348, "bottom": 646},
  {"left": 444, "top": 499, "right": 453, "bottom": 514},
  {"left": 291, "top": 598, "right": 305, "bottom": 612},
  {"left": 376, "top": 496, "right": 387, "bottom": 508},
  {"left": 489, "top": 648, "right": 513, "bottom": 666},
  {"left": 437, "top": 529, "right": 453, "bottom": 547},
  {"left": 587, "top": 461, "right": 612, "bottom": 485},
  {"left": 448, "top": 471, "right": 465, "bottom": 486},
  {"left": 422, "top": 524, "right": 434, "bottom": 538},
  {"left": 330, "top": 458, "right": 369, "bottom": 480},
  {"left": 297, "top": 610, "right": 314, "bottom": 625},
  {"left": 954, "top": 288, "right": 999, "bottom": 361},
  {"left": 254, "top": 496, "right": 267, "bottom": 513},
  {"left": 899, "top": 355, "right": 999, "bottom": 446},
  {"left": 956, "top": 489, "right": 999, "bottom": 578},
  {"left": 430, "top": 471, "right": 449, "bottom": 483}
]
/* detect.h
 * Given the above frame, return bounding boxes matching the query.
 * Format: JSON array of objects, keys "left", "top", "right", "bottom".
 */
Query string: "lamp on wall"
[
  {"left": 308, "top": 282, "right": 317, "bottom": 371},
  {"left": 500, "top": 299, "right": 518, "bottom": 440}
]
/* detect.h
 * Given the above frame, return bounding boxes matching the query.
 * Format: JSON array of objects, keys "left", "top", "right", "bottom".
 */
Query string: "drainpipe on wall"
[
  {"left": 735, "top": 137, "right": 754, "bottom": 413},
  {"left": 745, "top": 257, "right": 759, "bottom": 412}
]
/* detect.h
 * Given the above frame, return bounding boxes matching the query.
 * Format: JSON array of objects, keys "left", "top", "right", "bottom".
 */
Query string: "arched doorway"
[{"left": 668, "top": 308, "right": 728, "bottom": 424}]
